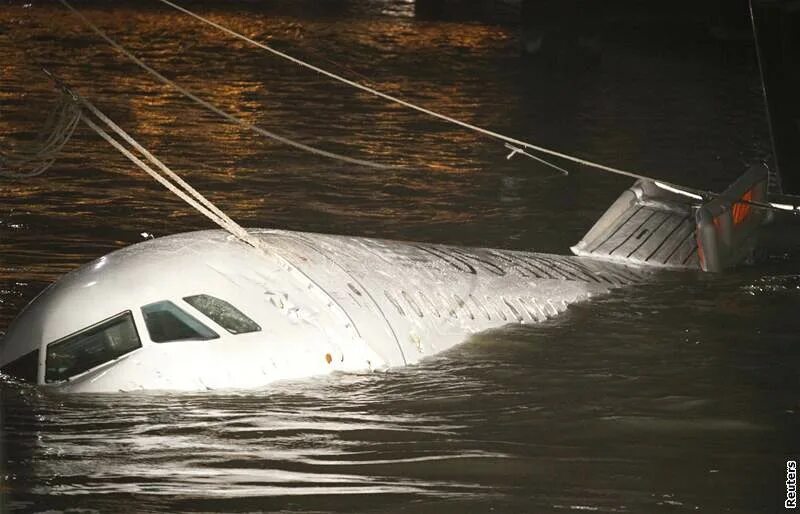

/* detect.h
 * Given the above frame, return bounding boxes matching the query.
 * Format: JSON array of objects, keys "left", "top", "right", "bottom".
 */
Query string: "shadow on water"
[{"left": 1, "top": 0, "right": 799, "bottom": 512}]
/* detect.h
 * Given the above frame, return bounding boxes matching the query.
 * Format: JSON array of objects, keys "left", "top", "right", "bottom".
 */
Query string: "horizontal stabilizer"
[
  {"left": 571, "top": 180, "right": 700, "bottom": 270},
  {"left": 573, "top": 165, "right": 771, "bottom": 272}
]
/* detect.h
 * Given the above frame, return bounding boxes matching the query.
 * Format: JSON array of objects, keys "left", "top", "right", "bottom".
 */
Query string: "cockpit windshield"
[
  {"left": 183, "top": 294, "right": 261, "bottom": 334},
  {"left": 45, "top": 311, "right": 141, "bottom": 383},
  {"left": 141, "top": 300, "right": 219, "bottom": 343}
]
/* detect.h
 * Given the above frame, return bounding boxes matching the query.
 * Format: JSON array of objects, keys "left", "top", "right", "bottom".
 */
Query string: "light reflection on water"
[{"left": 1, "top": 0, "right": 799, "bottom": 512}]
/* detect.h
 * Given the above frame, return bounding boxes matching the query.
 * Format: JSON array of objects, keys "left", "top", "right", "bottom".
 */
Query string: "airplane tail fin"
[{"left": 571, "top": 164, "right": 769, "bottom": 272}]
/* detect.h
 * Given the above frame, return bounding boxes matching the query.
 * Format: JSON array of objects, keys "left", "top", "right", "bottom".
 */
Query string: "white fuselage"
[{"left": 0, "top": 229, "right": 643, "bottom": 392}]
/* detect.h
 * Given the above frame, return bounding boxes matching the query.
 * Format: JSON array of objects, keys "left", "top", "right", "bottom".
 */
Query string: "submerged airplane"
[
  {"left": 0, "top": 1, "right": 795, "bottom": 392},
  {"left": 0, "top": 169, "right": 770, "bottom": 392}
]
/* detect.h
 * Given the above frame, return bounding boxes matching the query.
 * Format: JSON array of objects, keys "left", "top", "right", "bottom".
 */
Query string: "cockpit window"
[
  {"left": 142, "top": 300, "right": 219, "bottom": 343},
  {"left": 45, "top": 311, "right": 141, "bottom": 383},
  {"left": 183, "top": 294, "right": 261, "bottom": 335}
]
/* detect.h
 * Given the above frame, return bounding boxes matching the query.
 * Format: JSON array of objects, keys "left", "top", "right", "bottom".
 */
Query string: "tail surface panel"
[
  {"left": 571, "top": 181, "right": 699, "bottom": 270},
  {"left": 572, "top": 165, "right": 770, "bottom": 272}
]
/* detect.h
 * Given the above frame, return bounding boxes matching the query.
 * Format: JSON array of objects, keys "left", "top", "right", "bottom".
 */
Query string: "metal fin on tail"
[
  {"left": 572, "top": 165, "right": 770, "bottom": 272},
  {"left": 695, "top": 164, "right": 770, "bottom": 271},
  {"left": 571, "top": 180, "right": 700, "bottom": 270}
]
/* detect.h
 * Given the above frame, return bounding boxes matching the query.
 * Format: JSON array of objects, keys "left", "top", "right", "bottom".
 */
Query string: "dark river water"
[{"left": 1, "top": 0, "right": 799, "bottom": 512}]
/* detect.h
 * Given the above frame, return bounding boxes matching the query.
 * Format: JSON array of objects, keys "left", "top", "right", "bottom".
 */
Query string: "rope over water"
[
  {"left": 7, "top": 0, "right": 799, "bottom": 214},
  {"left": 0, "top": 90, "right": 81, "bottom": 178},
  {"left": 51, "top": 75, "right": 261, "bottom": 248},
  {"left": 57, "top": 0, "right": 394, "bottom": 171},
  {"left": 41, "top": 75, "right": 419, "bottom": 359},
  {"left": 56, "top": 0, "right": 598, "bottom": 178},
  {"left": 154, "top": 0, "right": 668, "bottom": 183},
  {"left": 150, "top": 0, "right": 799, "bottom": 214}
]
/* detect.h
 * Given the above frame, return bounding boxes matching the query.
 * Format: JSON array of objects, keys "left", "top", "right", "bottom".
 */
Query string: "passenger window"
[
  {"left": 142, "top": 301, "right": 219, "bottom": 343},
  {"left": 45, "top": 312, "right": 141, "bottom": 383},
  {"left": 1, "top": 349, "right": 40, "bottom": 384},
  {"left": 183, "top": 294, "right": 260, "bottom": 334}
]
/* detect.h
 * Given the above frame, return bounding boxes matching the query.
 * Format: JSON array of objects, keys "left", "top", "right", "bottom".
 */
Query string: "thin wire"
[
  {"left": 505, "top": 143, "right": 570, "bottom": 176},
  {"left": 155, "top": 0, "right": 679, "bottom": 186},
  {"left": 58, "top": 0, "right": 393, "bottom": 171}
]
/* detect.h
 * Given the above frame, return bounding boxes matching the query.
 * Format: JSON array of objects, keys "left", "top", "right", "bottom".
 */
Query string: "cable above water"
[
  {"left": 155, "top": 0, "right": 673, "bottom": 185},
  {"left": 58, "top": 0, "right": 393, "bottom": 171}
]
